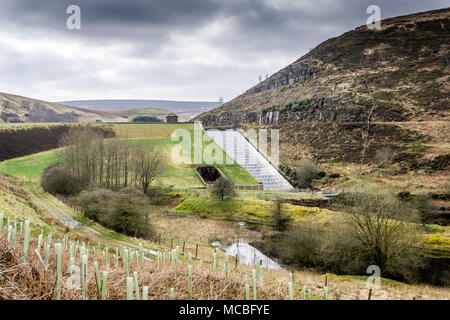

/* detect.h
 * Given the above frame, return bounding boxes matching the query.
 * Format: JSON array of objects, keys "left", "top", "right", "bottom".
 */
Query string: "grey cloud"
[{"left": 0, "top": 0, "right": 447, "bottom": 102}]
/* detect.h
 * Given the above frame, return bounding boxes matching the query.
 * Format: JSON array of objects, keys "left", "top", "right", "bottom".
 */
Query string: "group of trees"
[
  {"left": 132, "top": 116, "right": 162, "bottom": 123},
  {"left": 57, "top": 126, "right": 162, "bottom": 194},
  {"left": 270, "top": 184, "right": 425, "bottom": 283}
]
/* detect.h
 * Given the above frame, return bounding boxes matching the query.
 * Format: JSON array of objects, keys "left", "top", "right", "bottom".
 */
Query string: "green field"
[
  {"left": 0, "top": 123, "right": 258, "bottom": 187},
  {"left": 0, "top": 149, "right": 59, "bottom": 180}
]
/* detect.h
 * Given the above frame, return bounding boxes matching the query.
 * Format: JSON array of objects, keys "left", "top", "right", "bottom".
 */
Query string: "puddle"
[{"left": 212, "top": 240, "right": 284, "bottom": 270}]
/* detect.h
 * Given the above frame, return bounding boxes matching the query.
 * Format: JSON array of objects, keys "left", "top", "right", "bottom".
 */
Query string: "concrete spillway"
[{"left": 205, "top": 129, "right": 293, "bottom": 191}]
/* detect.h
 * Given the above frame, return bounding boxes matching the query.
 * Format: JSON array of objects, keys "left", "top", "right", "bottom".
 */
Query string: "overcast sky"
[{"left": 0, "top": 0, "right": 447, "bottom": 102}]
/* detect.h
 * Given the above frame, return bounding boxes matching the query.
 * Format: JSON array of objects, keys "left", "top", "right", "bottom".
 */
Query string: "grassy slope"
[
  {"left": 0, "top": 123, "right": 258, "bottom": 187},
  {"left": 174, "top": 196, "right": 334, "bottom": 224},
  {"left": 0, "top": 149, "right": 59, "bottom": 179}
]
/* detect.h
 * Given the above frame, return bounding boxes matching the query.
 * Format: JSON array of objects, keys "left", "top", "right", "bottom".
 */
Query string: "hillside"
[
  {"left": 196, "top": 9, "right": 449, "bottom": 174},
  {"left": 0, "top": 92, "right": 173, "bottom": 123}
]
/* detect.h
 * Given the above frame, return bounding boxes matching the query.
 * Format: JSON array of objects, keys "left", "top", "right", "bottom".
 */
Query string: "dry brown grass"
[
  {"left": 260, "top": 268, "right": 450, "bottom": 300},
  {"left": 0, "top": 233, "right": 286, "bottom": 300},
  {"left": 152, "top": 214, "right": 262, "bottom": 244},
  {"left": 1, "top": 225, "right": 449, "bottom": 300}
]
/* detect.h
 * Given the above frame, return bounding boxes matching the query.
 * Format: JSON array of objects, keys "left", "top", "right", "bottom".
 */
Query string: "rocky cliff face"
[{"left": 244, "top": 62, "right": 319, "bottom": 96}]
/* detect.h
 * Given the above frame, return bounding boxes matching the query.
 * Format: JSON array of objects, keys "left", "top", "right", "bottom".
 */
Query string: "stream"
[{"left": 212, "top": 240, "right": 285, "bottom": 270}]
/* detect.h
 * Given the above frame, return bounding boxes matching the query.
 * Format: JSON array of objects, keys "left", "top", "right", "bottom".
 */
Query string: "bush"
[
  {"left": 330, "top": 185, "right": 423, "bottom": 282},
  {"left": 272, "top": 185, "right": 425, "bottom": 283},
  {"left": 107, "top": 187, "right": 154, "bottom": 239},
  {"left": 77, "top": 187, "right": 155, "bottom": 240},
  {"left": 271, "top": 199, "right": 291, "bottom": 231},
  {"left": 41, "top": 164, "right": 82, "bottom": 195},
  {"left": 209, "top": 177, "right": 236, "bottom": 201},
  {"left": 132, "top": 116, "right": 162, "bottom": 123},
  {"left": 411, "top": 194, "right": 432, "bottom": 226},
  {"left": 78, "top": 189, "right": 115, "bottom": 223},
  {"left": 277, "top": 222, "right": 323, "bottom": 268},
  {"left": 296, "top": 159, "right": 319, "bottom": 188}
]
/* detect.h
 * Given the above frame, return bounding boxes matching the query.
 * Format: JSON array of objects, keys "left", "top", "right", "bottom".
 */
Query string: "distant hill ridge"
[
  {"left": 0, "top": 92, "right": 215, "bottom": 123},
  {"left": 59, "top": 99, "right": 221, "bottom": 120}
]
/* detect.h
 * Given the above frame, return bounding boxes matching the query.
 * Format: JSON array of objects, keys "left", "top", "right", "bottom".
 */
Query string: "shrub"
[
  {"left": 271, "top": 199, "right": 291, "bottom": 231},
  {"left": 331, "top": 185, "right": 424, "bottom": 282},
  {"left": 272, "top": 185, "right": 425, "bottom": 283},
  {"left": 375, "top": 147, "right": 396, "bottom": 168},
  {"left": 209, "top": 177, "right": 236, "bottom": 201},
  {"left": 411, "top": 194, "right": 432, "bottom": 226},
  {"left": 132, "top": 116, "right": 162, "bottom": 123},
  {"left": 77, "top": 187, "right": 155, "bottom": 240},
  {"left": 78, "top": 189, "right": 115, "bottom": 222},
  {"left": 296, "top": 159, "right": 319, "bottom": 188},
  {"left": 276, "top": 222, "right": 323, "bottom": 268},
  {"left": 41, "top": 164, "right": 82, "bottom": 195},
  {"left": 106, "top": 187, "right": 155, "bottom": 239}
]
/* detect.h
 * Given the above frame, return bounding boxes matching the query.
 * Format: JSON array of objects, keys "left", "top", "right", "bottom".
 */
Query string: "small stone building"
[{"left": 166, "top": 115, "right": 178, "bottom": 123}]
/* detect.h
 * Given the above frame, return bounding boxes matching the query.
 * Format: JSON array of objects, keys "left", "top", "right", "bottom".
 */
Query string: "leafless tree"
[
  {"left": 133, "top": 143, "right": 162, "bottom": 194},
  {"left": 332, "top": 185, "right": 422, "bottom": 278},
  {"left": 58, "top": 126, "right": 162, "bottom": 193}
]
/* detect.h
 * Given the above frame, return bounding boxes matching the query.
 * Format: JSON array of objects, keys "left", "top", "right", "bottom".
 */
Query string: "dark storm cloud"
[{"left": 0, "top": 0, "right": 448, "bottom": 101}]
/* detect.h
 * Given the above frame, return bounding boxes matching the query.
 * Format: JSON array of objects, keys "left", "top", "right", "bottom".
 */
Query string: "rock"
[{"left": 397, "top": 191, "right": 412, "bottom": 201}]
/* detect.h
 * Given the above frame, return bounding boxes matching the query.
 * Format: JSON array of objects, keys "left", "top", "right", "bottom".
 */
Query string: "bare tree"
[
  {"left": 210, "top": 177, "right": 236, "bottom": 201},
  {"left": 133, "top": 143, "right": 162, "bottom": 194},
  {"left": 332, "top": 185, "right": 422, "bottom": 278}
]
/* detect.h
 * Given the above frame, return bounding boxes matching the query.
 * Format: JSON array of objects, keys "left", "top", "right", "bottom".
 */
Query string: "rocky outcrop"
[{"left": 244, "top": 62, "right": 319, "bottom": 96}]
